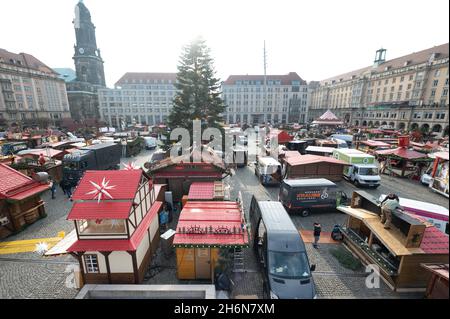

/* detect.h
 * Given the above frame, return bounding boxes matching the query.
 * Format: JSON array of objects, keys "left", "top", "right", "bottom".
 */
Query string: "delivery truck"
[
  {"left": 333, "top": 149, "right": 381, "bottom": 188},
  {"left": 62, "top": 143, "right": 121, "bottom": 184},
  {"left": 279, "top": 178, "right": 349, "bottom": 216}
]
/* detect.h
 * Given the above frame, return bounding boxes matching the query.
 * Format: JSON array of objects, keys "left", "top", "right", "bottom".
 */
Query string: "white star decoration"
[
  {"left": 35, "top": 242, "right": 49, "bottom": 255},
  {"left": 85, "top": 177, "right": 116, "bottom": 203},
  {"left": 123, "top": 161, "right": 139, "bottom": 170}
]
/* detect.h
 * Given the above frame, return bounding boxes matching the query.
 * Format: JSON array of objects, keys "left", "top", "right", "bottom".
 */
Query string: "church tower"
[{"left": 73, "top": 0, "right": 105, "bottom": 87}]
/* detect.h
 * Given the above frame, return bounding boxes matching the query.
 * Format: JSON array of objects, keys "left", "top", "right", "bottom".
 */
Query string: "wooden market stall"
[
  {"left": 0, "top": 164, "right": 50, "bottom": 239},
  {"left": 311, "top": 110, "right": 344, "bottom": 128},
  {"left": 268, "top": 129, "right": 293, "bottom": 145},
  {"left": 376, "top": 146, "right": 432, "bottom": 178},
  {"left": 173, "top": 201, "right": 249, "bottom": 280},
  {"left": 338, "top": 191, "right": 449, "bottom": 291},
  {"left": 186, "top": 182, "right": 226, "bottom": 202},
  {"left": 282, "top": 153, "right": 350, "bottom": 182},
  {"left": 428, "top": 151, "right": 449, "bottom": 198},
  {"left": 67, "top": 169, "right": 166, "bottom": 285},
  {"left": 149, "top": 147, "right": 229, "bottom": 202},
  {"left": 356, "top": 139, "right": 391, "bottom": 155},
  {"left": 421, "top": 263, "right": 449, "bottom": 299}
]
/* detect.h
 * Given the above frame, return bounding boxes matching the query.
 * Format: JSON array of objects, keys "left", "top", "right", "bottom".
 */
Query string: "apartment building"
[
  {"left": 309, "top": 44, "right": 449, "bottom": 136},
  {"left": 98, "top": 73, "right": 177, "bottom": 128},
  {"left": 221, "top": 72, "right": 308, "bottom": 125},
  {"left": 0, "top": 48, "right": 70, "bottom": 127}
]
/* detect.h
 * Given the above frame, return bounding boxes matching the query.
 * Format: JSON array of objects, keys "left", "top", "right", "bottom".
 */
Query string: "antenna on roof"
[{"left": 263, "top": 41, "right": 268, "bottom": 119}]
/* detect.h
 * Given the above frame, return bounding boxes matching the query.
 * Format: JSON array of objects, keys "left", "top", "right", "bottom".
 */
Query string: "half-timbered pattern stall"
[{"left": 67, "top": 169, "right": 165, "bottom": 284}]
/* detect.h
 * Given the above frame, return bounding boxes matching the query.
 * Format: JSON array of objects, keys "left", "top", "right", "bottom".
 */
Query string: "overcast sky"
[{"left": 1, "top": 0, "right": 449, "bottom": 87}]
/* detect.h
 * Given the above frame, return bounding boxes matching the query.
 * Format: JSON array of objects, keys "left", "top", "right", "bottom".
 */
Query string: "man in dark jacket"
[{"left": 313, "top": 222, "right": 322, "bottom": 248}]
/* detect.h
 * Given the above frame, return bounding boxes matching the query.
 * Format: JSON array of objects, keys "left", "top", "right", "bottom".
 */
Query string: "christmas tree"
[{"left": 166, "top": 37, "right": 226, "bottom": 149}]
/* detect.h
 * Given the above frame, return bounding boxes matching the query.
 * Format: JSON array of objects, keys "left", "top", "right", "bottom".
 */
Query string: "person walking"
[
  {"left": 49, "top": 177, "right": 56, "bottom": 199},
  {"left": 313, "top": 222, "right": 322, "bottom": 248},
  {"left": 380, "top": 193, "right": 401, "bottom": 229}
]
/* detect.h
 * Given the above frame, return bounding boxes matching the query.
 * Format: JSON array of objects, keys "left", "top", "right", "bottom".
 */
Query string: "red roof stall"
[
  {"left": 283, "top": 154, "right": 350, "bottom": 182},
  {"left": 268, "top": 129, "right": 293, "bottom": 145},
  {"left": 149, "top": 147, "right": 228, "bottom": 202},
  {"left": 173, "top": 201, "right": 249, "bottom": 280},
  {"left": 67, "top": 170, "right": 165, "bottom": 284},
  {"left": 0, "top": 163, "right": 49, "bottom": 239},
  {"left": 187, "top": 182, "right": 225, "bottom": 201},
  {"left": 312, "top": 110, "right": 344, "bottom": 127},
  {"left": 376, "top": 146, "right": 432, "bottom": 178},
  {"left": 357, "top": 139, "right": 392, "bottom": 155}
]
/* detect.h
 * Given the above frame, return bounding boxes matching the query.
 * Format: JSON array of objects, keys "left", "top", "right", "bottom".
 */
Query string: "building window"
[
  {"left": 433, "top": 80, "right": 439, "bottom": 87},
  {"left": 84, "top": 254, "right": 99, "bottom": 273},
  {"left": 435, "top": 70, "right": 441, "bottom": 77},
  {"left": 442, "top": 89, "right": 448, "bottom": 96}
]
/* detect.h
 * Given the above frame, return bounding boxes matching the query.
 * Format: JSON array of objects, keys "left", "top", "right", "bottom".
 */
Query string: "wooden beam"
[
  {"left": 100, "top": 251, "right": 112, "bottom": 284},
  {"left": 128, "top": 250, "right": 139, "bottom": 284}
]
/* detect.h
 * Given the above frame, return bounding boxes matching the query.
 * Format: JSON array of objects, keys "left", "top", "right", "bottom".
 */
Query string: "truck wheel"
[
  {"left": 354, "top": 180, "right": 360, "bottom": 187},
  {"left": 300, "top": 210, "right": 310, "bottom": 217}
]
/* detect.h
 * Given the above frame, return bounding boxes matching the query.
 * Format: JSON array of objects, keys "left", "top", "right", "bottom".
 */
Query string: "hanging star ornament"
[
  {"left": 123, "top": 161, "right": 139, "bottom": 170},
  {"left": 86, "top": 177, "right": 116, "bottom": 203}
]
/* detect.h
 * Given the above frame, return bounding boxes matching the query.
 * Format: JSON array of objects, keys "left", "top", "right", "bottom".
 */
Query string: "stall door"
[{"left": 195, "top": 248, "right": 211, "bottom": 279}]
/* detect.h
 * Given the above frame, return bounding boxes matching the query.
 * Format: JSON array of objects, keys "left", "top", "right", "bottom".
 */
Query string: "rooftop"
[
  {"left": 223, "top": 72, "right": 306, "bottom": 86},
  {"left": 115, "top": 72, "right": 177, "bottom": 87},
  {"left": 0, "top": 48, "right": 58, "bottom": 76}
]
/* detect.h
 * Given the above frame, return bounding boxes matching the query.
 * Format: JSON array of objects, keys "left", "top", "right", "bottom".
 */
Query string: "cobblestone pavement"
[{"left": 0, "top": 151, "right": 442, "bottom": 299}]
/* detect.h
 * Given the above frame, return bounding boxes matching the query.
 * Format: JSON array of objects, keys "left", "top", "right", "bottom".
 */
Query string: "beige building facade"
[
  {"left": 309, "top": 44, "right": 449, "bottom": 136},
  {"left": 0, "top": 49, "right": 70, "bottom": 128}
]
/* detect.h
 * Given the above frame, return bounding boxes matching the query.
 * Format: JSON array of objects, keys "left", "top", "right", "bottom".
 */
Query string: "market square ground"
[{"left": 0, "top": 150, "right": 447, "bottom": 299}]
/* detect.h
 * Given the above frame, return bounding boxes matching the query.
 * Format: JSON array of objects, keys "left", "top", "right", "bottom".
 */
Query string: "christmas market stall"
[
  {"left": 427, "top": 151, "right": 449, "bottom": 198},
  {"left": 13, "top": 148, "right": 64, "bottom": 182},
  {"left": 185, "top": 182, "right": 227, "bottom": 204},
  {"left": 376, "top": 146, "right": 432, "bottom": 178},
  {"left": 173, "top": 201, "right": 249, "bottom": 280},
  {"left": 421, "top": 263, "right": 449, "bottom": 299},
  {"left": 0, "top": 164, "right": 50, "bottom": 239},
  {"left": 311, "top": 110, "right": 343, "bottom": 128},
  {"left": 282, "top": 153, "right": 350, "bottom": 182},
  {"left": 356, "top": 139, "right": 392, "bottom": 155},
  {"left": 267, "top": 129, "right": 293, "bottom": 145},
  {"left": 338, "top": 191, "right": 449, "bottom": 291},
  {"left": 148, "top": 146, "right": 229, "bottom": 202},
  {"left": 66, "top": 169, "right": 166, "bottom": 284}
]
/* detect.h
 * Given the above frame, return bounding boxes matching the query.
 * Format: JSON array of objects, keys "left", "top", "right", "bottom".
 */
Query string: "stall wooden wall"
[{"left": 396, "top": 254, "right": 450, "bottom": 289}]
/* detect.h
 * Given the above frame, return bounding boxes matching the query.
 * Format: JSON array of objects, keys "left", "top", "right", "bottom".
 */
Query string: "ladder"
[{"left": 233, "top": 247, "right": 245, "bottom": 273}]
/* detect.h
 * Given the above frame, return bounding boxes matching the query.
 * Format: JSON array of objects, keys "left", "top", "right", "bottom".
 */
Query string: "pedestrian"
[
  {"left": 313, "top": 222, "right": 322, "bottom": 248},
  {"left": 49, "top": 177, "right": 56, "bottom": 199},
  {"left": 159, "top": 204, "right": 169, "bottom": 233},
  {"left": 65, "top": 181, "right": 73, "bottom": 199},
  {"left": 60, "top": 180, "right": 67, "bottom": 195},
  {"left": 379, "top": 193, "right": 402, "bottom": 229},
  {"left": 38, "top": 153, "right": 46, "bottom": 166}
]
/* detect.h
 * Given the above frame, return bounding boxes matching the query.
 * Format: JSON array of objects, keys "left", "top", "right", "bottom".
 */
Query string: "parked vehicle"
[
  {"left": 62, "top": 143, "right": 121, "bottom": 183},
  {"left": 249, "top": 196, "right": 317, "bottom": 299},
  {"left": 255, "top": 156, "right": 282, "bottom": 186},
  {"left": 379, "top": 195, "right": 449, "bottom": 235},
  {"left": 143, "top": 136, "right": 157, "bottom": 150},
  {"left": 1, "top": 141, "right": 28, "bottom": 155},
  {"left": 305, "top": 146, "right": 334, "bottom": 157},
  {"left": 330, "top": 138, "right": 348, "bottom": 149},
  {"left": 333, "top": 149, "right": 381, "bottom": 188},
  {"left": 286, "top": 140, "right": 308, "bottom": 155},
  {"left": 279, "top": 178, "right": 348, "bottom": 216},
  {"left": 329, "top": 134, "right": 354, "bottom": 147}
]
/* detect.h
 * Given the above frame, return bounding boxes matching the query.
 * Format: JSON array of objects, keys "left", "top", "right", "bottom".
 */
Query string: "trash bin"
[{"left": 160, "top": 229, "right": 176, "bottom": 258}]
